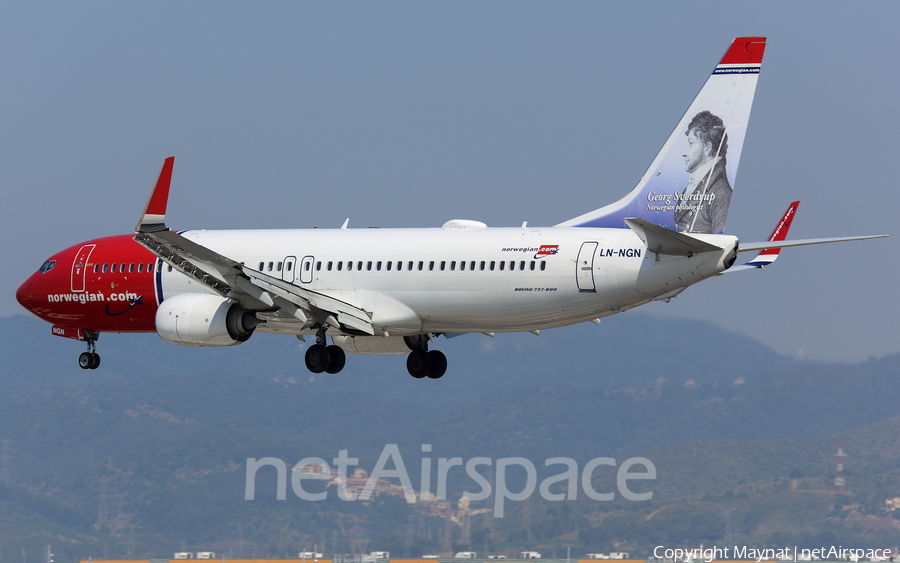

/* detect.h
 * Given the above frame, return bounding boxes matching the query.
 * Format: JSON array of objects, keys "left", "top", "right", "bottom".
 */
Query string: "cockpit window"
[{"left": 38, "top": 260, "right": 56, "bottom": 274}]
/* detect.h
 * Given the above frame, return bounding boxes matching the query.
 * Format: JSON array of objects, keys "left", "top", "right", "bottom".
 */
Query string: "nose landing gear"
[{"left": 77, "top": 332, "right": 100, "bottom": 370}]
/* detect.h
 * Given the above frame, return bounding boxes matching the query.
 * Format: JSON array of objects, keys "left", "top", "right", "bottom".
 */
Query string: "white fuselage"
[{"left": 159, "top": 225, "right": 737, "bottom": 336}]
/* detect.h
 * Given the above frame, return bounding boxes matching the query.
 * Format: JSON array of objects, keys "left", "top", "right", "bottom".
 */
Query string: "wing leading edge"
[{"left": 133, "top": 158, "right": 375, "bottom": 335}]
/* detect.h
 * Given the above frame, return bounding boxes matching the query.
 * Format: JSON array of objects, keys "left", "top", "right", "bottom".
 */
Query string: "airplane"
[{"left": 15, "top": 36, "right": 888, "bottom": 379}]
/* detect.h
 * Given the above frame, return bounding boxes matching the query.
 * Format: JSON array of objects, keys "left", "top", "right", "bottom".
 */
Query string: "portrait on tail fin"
[
  {"left": 555, "top": 36, "right": 765, "bottom": 233},
  {"left": 675, "top": 110, "right": 732, "bottom": 234}
]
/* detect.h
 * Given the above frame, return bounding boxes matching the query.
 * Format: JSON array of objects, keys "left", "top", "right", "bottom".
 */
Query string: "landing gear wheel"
[
  {"left": 426, "top": 350, "right": 446, "bottom": 379},
  {"left": 325, "top": 345, "right": 346, "bottom": 374},
  {"left": 407, "top": 349, "right": 432, "bottom": 379},
  {"left": 305, "top": 344, "right": 331, "bottom": 374},
  {"left": 78, "top": 352, "right": 93, "bottom": 370},
  {"left": 78, "top": 331, "right": 101, "bottom": 370}
]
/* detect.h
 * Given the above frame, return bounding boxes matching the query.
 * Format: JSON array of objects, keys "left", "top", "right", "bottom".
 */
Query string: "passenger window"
[
  {"left": 148, "top": 263, "right": 154, "bottom": 273},
  {"left": 127, "top": 264, "right": 133, "bottom": 273},
  {"left": 509, "top": 261, "right": 515, "bottom": 271},
  {"left": 337, "top": 261, "right": 343, "bottom": 271},
  {"left": 396, "top": 261, "right": 401, "bottom": 271},
  {"left": 460, "top": 261, "right": 465, "bottom": 271},
  {"left": 138, "top": 263, "right": 144, "bottom": 273},
  {"left": 316, "top": 262, "right": 322, "bottom": 271},
  {"left": 93, "top": 264, "right": 99, "bottom": 273},
  {"left": 304, "top": 262, "right": 311, "bottom": 271},
  {"left": 520, "top": 261, "right": 526, "bottom": 270},
  {"left": 408, "top": 261, "right": 414, "bottom": 271},
  {"left": 418, "top": 261, "right": 424, "bottom": 271},
  {"left": 259, "top": 262, "right": 264, "bottom": 271},
  {"left": 386, "top": 261, "right": 392, "bottom": 271},
  {"left": 168, "top": 265, "right": 173, "bottom": 272},
  {"left": 499, "top": 261, "right": 505, "bottom": 271},
  {"left": 470, "top": 261, "right": 476, "bottom": 271},
  {"left": 429, "top": 261, "right": 435, "bottom": 271},
  {"left": 357, "top": 261, "right": 363, "bottom": 271},
  {"left": 327, "top": 261, "right": 333, "bottom": 271},
  {"left": 102, "top": 264, "right": 108, "bottom": 273},
  {"left": 111, "top": 264, "right": 117, "bottom": 273},
  {"left": 480, "top": 261, "right": 486, "bottom": 271},
  {"left": 277, "top": 262, "right": 283, "bottom": 272},
  {"left": 530, "top": 261, "right": 536, "bottom": 271},
  {"left": 377, "top": 261, "right": 382, "bottom": 271},
  {"left": 268, "top": 262, "right": 274, "bottom": 271},
  {"left": 121, "top": 263, "right": 126, "bottom": 272},
  {"left": 490, "top": 261, "right": 495, "bottom": 271},
  {"left": 541, "top": 261, "right": 546, "bottom": 271},
  {"left": 287, "top": 262, "right": 293, "bottom": 271},
  {"left": 440, "top": 261, "right": 446, "bottom": 271},
  {"left": 367, "top": 261, "right": 373, "bottom": 271},
  {"left": 347, "top": 261, "right": 353, "bottom": 271}
]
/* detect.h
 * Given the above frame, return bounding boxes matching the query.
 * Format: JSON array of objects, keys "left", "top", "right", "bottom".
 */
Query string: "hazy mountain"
[
  {"left": 1, "top": 313, "right": 899, "bottom": 561},
  {"left": 2, "top": 311, "right": 797, "bottom": 401}
]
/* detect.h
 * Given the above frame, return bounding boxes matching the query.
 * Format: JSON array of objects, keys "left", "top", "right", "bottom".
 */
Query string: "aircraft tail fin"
[{"left": 557, "top": 37, "right": 767, "bottom": 234}]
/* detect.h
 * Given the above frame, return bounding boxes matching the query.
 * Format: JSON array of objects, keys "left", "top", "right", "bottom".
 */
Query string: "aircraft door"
[
  {"left": 282, "top": 256, "right": 297, "bottom": 283},
  {"left": 576, "top": 242, "right": 598, "bottom": 292},
  {"left": 299, "top": 255, "right": 315, "bottom": 284},
  {"left": 71, "top": 244, "right": 96, "bottom": 293}
]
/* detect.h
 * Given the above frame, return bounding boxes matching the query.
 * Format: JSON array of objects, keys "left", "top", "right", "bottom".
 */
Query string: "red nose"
[{"left": 16, "top": 275, "right": 38, "bottom": 313}]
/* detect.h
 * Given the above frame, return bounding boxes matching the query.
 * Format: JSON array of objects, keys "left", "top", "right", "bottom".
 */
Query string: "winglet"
[
  {"left": 743, "top": 201, "right": 799, "bottom": 267},
  {"left": 136, "top": 157, "right": 174, "bottom": 233}
]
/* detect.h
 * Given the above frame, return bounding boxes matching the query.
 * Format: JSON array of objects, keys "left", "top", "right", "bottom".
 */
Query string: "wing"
[{"left": 133, "top": 157, "right": 375, "bottom": 335}]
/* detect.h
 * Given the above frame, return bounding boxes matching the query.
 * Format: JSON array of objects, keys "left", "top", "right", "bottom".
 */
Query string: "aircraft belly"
[
  {"left": 389, "top": 278, "right": 598, "bottom": 332},
  {"left": 321, "top": 289, "right": 422, "bottom": 332},
  {"left": 634, "top": 253, "right": 722, "bottom": 295}
]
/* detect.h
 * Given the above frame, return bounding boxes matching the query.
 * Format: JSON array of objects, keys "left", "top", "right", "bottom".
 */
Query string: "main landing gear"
[
  {"left": 302, "top": 330, "right": 448, "bottom": 379},
  {"left": 406, "top": 349, "right": 447, "bottom": 379},
  {"left": 77, "top": 332, "right": 101, "bottom": 370},
  {"left": 304, "top": 327, "right": 346, "bottom": 374},
  {"left": 405, "top": 335, "right": 447, "bottom": 380}
]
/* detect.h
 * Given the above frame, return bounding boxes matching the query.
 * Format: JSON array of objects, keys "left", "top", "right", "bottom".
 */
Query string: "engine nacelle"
[
  {"left": 156, "top": 293, "right": 259, "bottom": 347},
  {"left": 333, "top": 335, "right": 414, "bottom": 355}
]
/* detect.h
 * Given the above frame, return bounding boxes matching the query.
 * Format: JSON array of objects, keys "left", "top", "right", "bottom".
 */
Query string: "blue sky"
[{"left": 2, "top": 2, "right": 897, "bottom": 361}]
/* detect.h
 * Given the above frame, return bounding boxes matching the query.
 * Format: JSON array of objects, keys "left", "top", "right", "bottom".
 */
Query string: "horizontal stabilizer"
[
  {"left": 727, "top": 201, "right": 889, "bottom": 273},
  {"left": 624, "top": 218, "right": 722, "bottom": 256},
  {"left": 738, "top": 234, "right": 890, "bottom": 253}
]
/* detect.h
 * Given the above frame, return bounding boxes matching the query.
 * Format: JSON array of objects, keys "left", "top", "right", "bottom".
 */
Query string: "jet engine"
[{"left": 156, "top": 293, "right": 259, "bottom": 346}]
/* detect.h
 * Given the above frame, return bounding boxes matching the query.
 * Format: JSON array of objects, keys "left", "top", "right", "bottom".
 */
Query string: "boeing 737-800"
[{"left": 15, "top": 37, "right": 887, "bottom": 378}]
